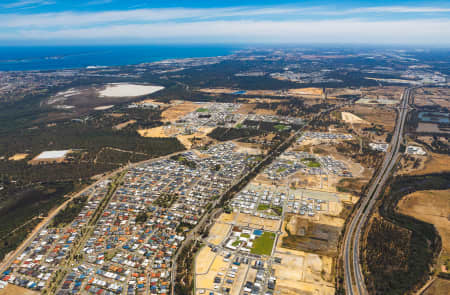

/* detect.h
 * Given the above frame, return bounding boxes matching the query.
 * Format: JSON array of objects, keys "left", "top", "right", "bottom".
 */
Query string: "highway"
[{"left": 343, "top": 87, "right": 413, "bottom": 295}]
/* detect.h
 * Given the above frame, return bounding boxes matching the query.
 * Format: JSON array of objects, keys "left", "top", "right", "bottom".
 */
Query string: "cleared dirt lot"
[
  {"left": 113, "top": 119, "right": 136, "bottom": 130},
  {"left": 0, "top": 284, "right": 39, "bottom": 295},
  {"left": 282, "top": 215, "right": 343, "bottom": 256},
  {"left": 176, "top": 127, "right": 215, "bottom": 149},
  {"left": 272, "top": 252, "right": 335, "bottom": 295},
  {"left": 8, "top": 153, "right": 28, "bottom": 161},
  {"left": 221, "top": 212, "right": 281, "bottom": 231},
  {"left": 343, "top": 104, "right": 396, "bottom": 132},
  {"left": 195, "top": 246, "right": 216, "bottom": 274},
  {"left": 341, "top": 112, "right": 369, "bottom": 125},
  {"left": 137, "top": 126, "right": 169, "bottom": 138},
  {"left": 409, "top": 152, "right": 450, "bottom": 175},
  {"left": 397, "top": 189, "right": 450, "bottom": 253},
  {"left": 229, "top": 264, "right": 248, "bottom": 295},
  {"left": 397, "top": 189, "right": 450, "bottom": 287},
  {"left": 361, "top": 86, "right": 403, "bottom": 101},
  {"left": 234, "top": 103, "right": 277, "bottom": 116},
  {"left": 195, "top": 252, "right": 231, "bottom": 292},
  {"left": 288, "top": 88, "right": 323, "bottom": 96},
  {"left": 207, "top": 222, "right": 231, "bottom": 245},
  {"left": 161, "top": 101, "right": 205, "bottom": 122},
  {"left": 423, "top": 278, "right": 450, "bottom": 295},
  {"left": 232, "top": 141, "right": 264, "bottom": 155}
]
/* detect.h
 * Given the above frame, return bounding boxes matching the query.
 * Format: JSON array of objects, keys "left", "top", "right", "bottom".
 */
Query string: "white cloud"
[
  {"left": 7, "top": 19, "right": 450, "bottom": 45},
  {"left": 2, "top": 5, "right": 450, "bottom": 28},
  {"left": 2, "top": 0, "right": 54, "bottom": 9},
  {"left": 350, "top": 6, "right": 450, "bottom": 13},
  {"left": 0, "top": 5, "right": 449, "bottom": 45}
]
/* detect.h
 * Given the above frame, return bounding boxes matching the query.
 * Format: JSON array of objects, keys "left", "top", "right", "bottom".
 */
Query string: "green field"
[
  {"left": 302, "top": 158, "right": 321, "bottom": 168},
  {"left": 196, "top": 107, "right": 209, "bottom": 112},
  {"left": 232, "top": 240, "right": 242, "bottom": 247},
  {"left": 257, "top": 204, "right": 270, "bottom": 211},
  {"left": 251, "top": 232, "right": 276, "bottom": 256},
  {"left": 276, "top": 167, "right": 287, "bottom": 173},
  {"left": 274, "top": 124, "right": 287, "bottom": 131},
  {"left": 256, "top": 204, "right": 282, "bottom": 216}
]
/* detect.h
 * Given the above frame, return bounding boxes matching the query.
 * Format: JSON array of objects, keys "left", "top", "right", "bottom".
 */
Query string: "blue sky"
[{"left": 1, "top": 0, "right": 449, "bottom": 45}]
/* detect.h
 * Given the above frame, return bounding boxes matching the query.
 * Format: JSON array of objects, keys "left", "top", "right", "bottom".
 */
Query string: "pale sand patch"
[
  {"left": 136, "top": 99, "right": 168, "bottom": 106},
  {"left": 234, "top": 103, "right": 277, "bottom": 116},
  {"left": 234, "top": 212, "right": 281, "bottom": 231},
  {"left": 232, "top": 141, "right": 262, "bottom": 155},
  {"left": 288, "top": 88, "right": 323, "bottom": 96},
  {"left": 94, "top": 105, "right": 114, "bottom": 111},
  {"left": 113, "top": 120, "right": 136, "bottom": 130},
  {"left": 161, "top": 101, "right": 205, "bottom": 122},
  {"left": 108, "top": 113, "right": 124, "bottom": 118},
  {"left": 99, "top": 83, "right": 164, "bottom": 97},
  {"left": 137, "top": 126, "right": 169, "bottom": 138},
  {"left": 229, "top": 264, "right": 249, "bottom": 295},
  {"left": 217, "top": 212, "right": 234, "bottom": 223},
  {"left": 410, "top": 152, "right": 450, "bottom": 175},
  {"left": 397, "top": 189, "right": 450, "bottom": 252},
  {"left": 176, "top": 127, "right": 215, "bottom": 149},
  {"left": 341, "top": 111, "right": 369, "bottom": 124},
  {"left": 8, "top": 153, "right": 28, "bottom": 161},
  {"left": 0, "top": 284, "right": 39, "bottom": 295},
  {"left": 207, "top": 223, "right": 231, "bottom": 246},
  {"left": 198, "top": 88, "right": 236, "bottom": 94},
  {"left": 196, "top": 253, "right": 231, "bottom": 291},
  {"left": 195, "top": 246, "right": 216, "bottom": 274},
  {"left": 272, "top": 252, "right": 335, "bottom": 295}
]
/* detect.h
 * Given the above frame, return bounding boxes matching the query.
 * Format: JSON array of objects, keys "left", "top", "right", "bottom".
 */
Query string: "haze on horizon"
[{"left": 0, "top": 0, "right": 450, "bottom": 46}]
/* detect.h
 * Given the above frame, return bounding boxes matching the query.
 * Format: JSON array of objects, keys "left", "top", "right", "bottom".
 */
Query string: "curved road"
[{"left": 343, "top": 87, "right": 413, "bottom": 295}]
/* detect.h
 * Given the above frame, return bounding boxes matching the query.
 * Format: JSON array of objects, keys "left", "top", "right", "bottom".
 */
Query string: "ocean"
[{"left": 0, "top": 45, "right": 240, "bottom": 71}]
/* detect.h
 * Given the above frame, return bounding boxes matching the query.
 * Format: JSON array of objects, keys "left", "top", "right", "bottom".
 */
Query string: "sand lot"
[
  {"left": 137, "top": 126, "right": 169, "bottom": 138},
  {"left": 161, "top": 101, "right": 205, "bottom": 122},
  {"left": 409, "top": 152, "right": 450, "bottom": 175},
  {"left": 94, "top": 105, "right": 114, "bottom": 110},
  {"left": 229, "top": 264, "right": 248, "bottom": 295},
  {"left": 196, "top": 252, "right": 231, "bottom": 291},
  {"left": 234, "top": 103, "right": 277, "bottom": 116},
  {"left": 397, "top": 189, "right": 450, "bottom": 252},
  {"left": 8, "top": 153, "right": 28, "bottom": 161},
  {"left": 98, "top": 83, "right": 164, "bottom": 97},
  {"left": 0, "top": 284, "right": 39, "bottom": 295},
  {"left": 113, "top": 120, "right": 136, "bottom": 130},
  {"left": 423, "top": 278, "right": 450, "bottom": 295},
  {"left": 233, "top": 141, "right": 263, "bottom": 155},
  {"left": 272, "top": 252, "right": 335, "bottom": 295},
  {"left": 195, "top": 246, "right": 216, "bottom": 274},
  {"left": 207, "top": 223, "right": 231, "bottom": 245},
  {"left": 288, "top": 88, "right": 323, "bottom": 96},
  {"left": 231, "top": 212, "right": 280, "bottom": 231},
  {"left": 176, "top": 127, "right": 215, "bottom": 149},
  {"left": 341, "top": 112, "right": 369, "bottom": 124},
  {"left": 199, "top": 88, "right": 236, "bottom": 94},
  {"left": 346, "top": 105, "right": 396, "bottom": 131}
]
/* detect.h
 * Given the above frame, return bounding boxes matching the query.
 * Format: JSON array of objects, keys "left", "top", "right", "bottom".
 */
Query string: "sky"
[{"left": 0, "top": 0, "right": 450, "bottom": 46}]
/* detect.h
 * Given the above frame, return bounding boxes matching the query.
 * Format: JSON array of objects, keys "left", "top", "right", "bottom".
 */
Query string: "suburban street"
[
  {"left": 343, "top": 87, "right": 413, "bottom": 295},
  {"left": 0, "top": 149, "right": 187, "bottom": 277}
]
